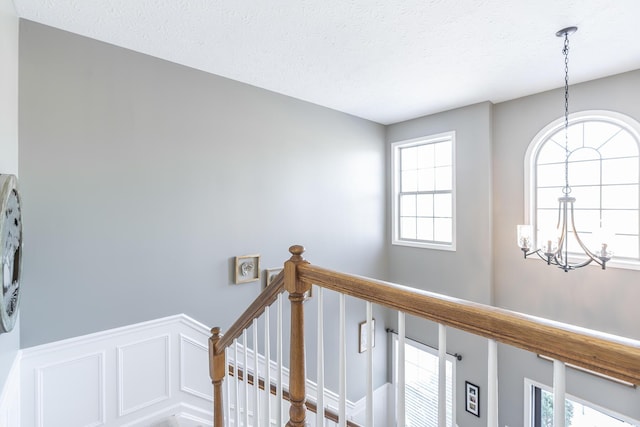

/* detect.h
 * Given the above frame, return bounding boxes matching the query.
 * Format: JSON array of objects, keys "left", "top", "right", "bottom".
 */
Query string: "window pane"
[
  {"left": 416, "top": 194, "right": 433, "bottom": 217},
  {"left": 417, "top": 218, "right": 434, "bottom": 241},
  {"left": 569, "top": 159, "right": 601, "bottom": 186},
  {"left": 537, "top": 141, "right": 566, "bottom": 165},
  {"left": 537, "top": 163, "right": 566, "bottom": 187},
  {"left": 537, "top": 209, "right": 559, "bottom": 233},
  {"left": 401, "top": 146, "right": 418, "bottom": 171},
  {"left": 417, "top": 144, "right": 434, "bottom": 168},
  {"left": 434, "top": 218, "right": 452, "bottom": 242},
  {"left": 566, "top": 123, "right": 584, "bottom": 152},
  {"left": 602, "top": 210, "right": 639, "bottom": 235},
  {"left": 583, "top": 121, "right": 622, "bottom": 150},
  {"left": 402, "top": 341, "right": 454, "bottom": 427},
  {"left": 434, "top": 141, "right": 452, "bottom": 167},
  {"left": 402, "top": 170, "right": 418, "bottom": 192},
  {"left": 572, "top": 209, "right": 601, "bottom": 233},
  {"left": 537, "top": 188, "right": 562, "bottom": 209},
  {"left": 613, "top": 234, "right": 640, "bottom": 259},
  {"left": 536, "top": 387, "right": 637, "bottom": 427},
  {"left": 434, "top": 166, "right": 452, "bottom": 191},
  {"left": 400, "top": 194, "right": 417, "bottom": 217},
  {"left": 570, "top": 186, "right": 601, "bottom": 209},
  {"left": 417, "top": 168, "right": 435, "bottom": 192},
  {"left": 599, "top": 130, "right": 639, "bottom": 158},
  {"left": 602, "top": 157, "right": 639, "bottom": 185},
  {"left": 570, "top": 147, "right": 600, "bottom": 162},
  {"left": 602, "top": 185, "right": 639, "bottom": 209},
  {"left": 434, "top": 193, "right": 452, "bottom": 217},
  {"left": 400, "top": 217, "right": 416, "bottom": 240}
]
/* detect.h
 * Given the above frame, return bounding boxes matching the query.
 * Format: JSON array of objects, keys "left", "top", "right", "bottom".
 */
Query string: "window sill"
[{"left": 392, "top": 239, "right": 456, "bottom": 251}]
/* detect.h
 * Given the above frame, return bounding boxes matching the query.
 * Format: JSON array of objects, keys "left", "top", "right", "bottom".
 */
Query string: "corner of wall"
[
  {"left": 0, "top": 0, "right": 21, "bottom": 401},
  {"left": 0, "top": 351, "right": 21, "bottom": 426}
]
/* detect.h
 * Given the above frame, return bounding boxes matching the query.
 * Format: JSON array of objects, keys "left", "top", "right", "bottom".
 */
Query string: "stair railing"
[{"left": 210, "top": 245, "right": 640, "bottom": 427}]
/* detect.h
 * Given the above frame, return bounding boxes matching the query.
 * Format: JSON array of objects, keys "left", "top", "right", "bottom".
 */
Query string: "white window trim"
[
  {"left": 523, "top": 378, "right": 640, "bottom": 427},
  {"left": 391, "top": 131, "right": 457, "bottom": 251},
  {"left": 523, "top": 110, "right": 640, "bottom": 270},
  {"left": 390, "top": 334, "right": 457, "bottom": 427}
]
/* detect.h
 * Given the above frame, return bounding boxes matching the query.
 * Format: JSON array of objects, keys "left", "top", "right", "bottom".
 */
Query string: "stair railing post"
[
  {"left": 285, "top": 245, "right": 311, "bottom": 427},
  {"left": 210, "top": 327, "right": 226, "bottom": 427}
]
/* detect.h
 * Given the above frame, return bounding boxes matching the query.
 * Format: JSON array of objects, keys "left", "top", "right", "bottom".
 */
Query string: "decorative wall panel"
[
  {"left": 117, "top": 335, "right": 171, "bottom": 415},
  {"left": 36, "top": 353, "right": 105, "bottom": 427},
  {"left": 180, "top": 334, "right": 212, "bottom": 401}
]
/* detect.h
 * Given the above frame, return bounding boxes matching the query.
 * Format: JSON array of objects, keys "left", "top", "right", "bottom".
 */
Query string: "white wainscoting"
[
  {"left": 19, "top": 314, "right": 390, "bottom": 427},
  {"left": 0, "top": 353, "right": 21, "bottom": 427},
  {"left": 20, "top": 314, "right": 213, "bottom": 427}
]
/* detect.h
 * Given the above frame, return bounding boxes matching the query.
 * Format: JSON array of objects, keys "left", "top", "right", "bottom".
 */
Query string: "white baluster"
[
  {"left": 366, "top": 301, "right": 374, "bottom": 427},
  {"left": 243, "top": 330, "right": 249, "bottom": 427},
  {"left": 554, "top": 359, "right": 566, "bottom": 427},
  {"left": 253, "top": 318, "right": 260, "bottom": 425},
  {"left": 339, "top": 293, "right": 346, "bottom": 427},
  {"left": 397, "top": 312, "right": 406, "bottom": 427},
  {"left": 438, "top": 324, "right": 446, "bottom": 427},
  {"left": 234, "top": 339, "right": 240, "bottom": 426},
  {"left": 488, "top": 339, "right": 498, "bottom": 427},
  {"left": 226, "top": 346, "right": 231, "bottom": 427},
  {"left": 317, "top": 287, "right": 325, "bottom": 427},
  {"left": 277, "top": 293, "right": 283, "bottom": 426},
  {"left": 264, "top": 306, "right": 272, "bottom": 427}
]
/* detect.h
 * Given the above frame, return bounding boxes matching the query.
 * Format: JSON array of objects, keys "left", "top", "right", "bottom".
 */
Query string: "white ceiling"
[{"left": 12, "top": 0, "right": 640, "bottom": 124}]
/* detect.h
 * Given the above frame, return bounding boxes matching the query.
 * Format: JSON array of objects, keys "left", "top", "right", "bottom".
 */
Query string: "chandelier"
[{"left": 516, "top": 26, "right": 612, "bottom": 272}]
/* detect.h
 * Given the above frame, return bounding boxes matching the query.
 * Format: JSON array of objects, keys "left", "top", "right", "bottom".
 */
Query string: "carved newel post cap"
[
  {"left": 289, "top": 245, "right": 305, "bottom": 261},
  {"left": 211, "top": 327, "right": 221, "bottom": 336}
]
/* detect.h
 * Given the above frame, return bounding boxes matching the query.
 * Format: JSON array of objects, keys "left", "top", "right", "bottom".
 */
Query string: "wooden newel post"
[
  {"left": 285, "top": 245, "right": 311, "bottom": 427},
  {"left": 209, "top": 327, "right": 226, "bottom": 427}
]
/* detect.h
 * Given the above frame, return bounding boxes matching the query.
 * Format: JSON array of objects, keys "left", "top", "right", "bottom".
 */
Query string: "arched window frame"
[{"left": 524, "top": 110, "right": 640, "bottom": 270}]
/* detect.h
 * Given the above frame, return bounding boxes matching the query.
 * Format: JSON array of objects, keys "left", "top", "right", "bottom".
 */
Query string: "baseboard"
[{"left": 121, "top": 402, "right": 212, "bottom": 427}]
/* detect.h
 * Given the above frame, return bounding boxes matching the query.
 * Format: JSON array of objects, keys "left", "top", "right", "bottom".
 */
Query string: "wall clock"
[{"left": 0, "top": 174, "right": 22, "bottom": 334}]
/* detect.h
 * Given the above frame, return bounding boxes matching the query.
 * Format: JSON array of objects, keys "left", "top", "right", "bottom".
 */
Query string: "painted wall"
[
  {"left": 0, "top": 0, "right": 20, "bottom": 391},
  {"left": 18, "top": 21, "right": 387, "bottom": 400},
  {"left": 385, "top": 102, "right": 493, "bottom": 427},
  {"left": 493, "top": 70, "right": 640, "bottom": 425},
  {"left": 17, "top": 15, "right": 640, "bottom": 423}
]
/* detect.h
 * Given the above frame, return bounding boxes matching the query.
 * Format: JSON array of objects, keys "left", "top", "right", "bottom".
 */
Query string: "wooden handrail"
[
  {"left": 215, "top": 270, "right": 285, "bottom": 353},
  {"left": 296, "top": 262, "right": 640, "bottom": 385},
  {"left": 211, "top": 244, "right": 640, "bottom": 427}
]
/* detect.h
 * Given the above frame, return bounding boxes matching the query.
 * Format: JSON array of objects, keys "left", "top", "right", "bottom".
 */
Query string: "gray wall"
[
  {"left": 385, "top": 102, "right": 493, "bottom": 427},
  {"left": 16, "top": 16, "right": 640, "bottom": 423},
  {"left": 493, "top": 70, "right": 640, "bottom": 425},
  {"left": 0, "top": 0, "right": 20, "bottom": 391},
  {"left": 18, "top": 21, "right": 388, "bottom": 399}
]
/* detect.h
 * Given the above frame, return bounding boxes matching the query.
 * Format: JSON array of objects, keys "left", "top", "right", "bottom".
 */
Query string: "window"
[
  {"left": 525, "top": 111, "right": 640, "bottom": 269},
  {"left": 526, "top": 381, "right": 639, "bottom": 427},
  {"left": 392, "top": 337, "right": 456, "bottom": 427},
  {"left": 392, "top": 132, "right": 456, "bottom": 250}
]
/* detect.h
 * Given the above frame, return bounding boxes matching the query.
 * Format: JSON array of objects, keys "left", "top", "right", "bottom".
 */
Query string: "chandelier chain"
[{"left": 562, "top": 33, "right": 571, "bottom": 196}]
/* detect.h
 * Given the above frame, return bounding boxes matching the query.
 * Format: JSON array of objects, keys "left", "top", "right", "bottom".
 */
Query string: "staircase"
[{"left": 209, "top": 245, "right": 640, "bottom": 427}]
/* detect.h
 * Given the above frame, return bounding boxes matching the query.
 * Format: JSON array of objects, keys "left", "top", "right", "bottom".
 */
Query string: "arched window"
[{"left": 525, "top": 111, "right": 640, "bottom": 269}]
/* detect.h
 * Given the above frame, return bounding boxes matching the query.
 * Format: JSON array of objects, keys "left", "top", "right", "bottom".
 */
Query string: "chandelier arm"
[{"left": 569, "top": 204, "right": 607, "bottom": 269}]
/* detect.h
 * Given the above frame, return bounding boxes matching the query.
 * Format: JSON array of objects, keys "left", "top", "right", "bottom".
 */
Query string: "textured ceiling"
[{"left": 12, "top": 0, "right": 640, "bottom": 124}]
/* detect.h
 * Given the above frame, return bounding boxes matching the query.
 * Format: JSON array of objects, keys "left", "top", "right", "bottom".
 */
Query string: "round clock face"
[{"left": 0, "top": 175, "right": 22, "bottom": 334}]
